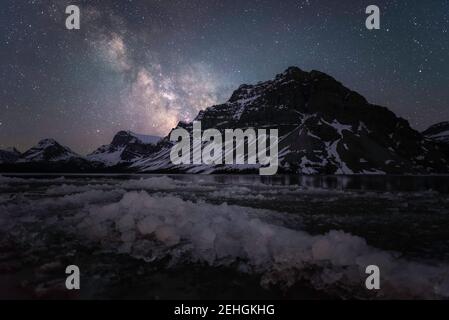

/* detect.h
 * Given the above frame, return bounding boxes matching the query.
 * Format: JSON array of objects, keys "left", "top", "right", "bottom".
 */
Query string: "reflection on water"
[
  {"left": 206, "top": 174, "right": 449, "bottom": 193},
  {"left": 296, "top": 175, "right": 449, "bottom": 193},
  {"left": 6, "top": 173, "right": 449, "bottom": 193}
]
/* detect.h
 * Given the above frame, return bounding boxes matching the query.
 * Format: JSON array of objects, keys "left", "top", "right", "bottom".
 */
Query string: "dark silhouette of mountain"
[
  {"left": 87, "top": 131, "right": 161, "bottom": 166},
  {"left": 0, "top": 147, "right": 21, "bottom": 164},
  {"left": 133, "top": 67, "right": 449, "bottom": 174},
  {"left": 1, "top": 67, "right": 449, "bottom": 174},
  {"left": 0, "top": 139, "right": 95, "bottom": 173},
  {"left": 18, "top": 139, "right": 81, "bottom": 163}
]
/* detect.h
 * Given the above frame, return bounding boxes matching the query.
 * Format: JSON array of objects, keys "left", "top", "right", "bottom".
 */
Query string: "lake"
[{"left": 1, "top": 174, "right": 448, "bottom": 299}]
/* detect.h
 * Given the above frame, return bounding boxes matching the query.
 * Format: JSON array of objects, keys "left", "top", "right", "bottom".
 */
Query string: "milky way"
[{"left": 0, "top": 0, "right": 448, "bottom": 154}]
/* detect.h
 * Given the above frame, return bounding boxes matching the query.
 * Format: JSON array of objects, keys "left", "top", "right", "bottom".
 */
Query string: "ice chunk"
[
  {"left": 137, "top": 216, "right": 162, "bottom": 235},
  {"left": 155, "top": 225, "right": 180, "bottom": 246}
]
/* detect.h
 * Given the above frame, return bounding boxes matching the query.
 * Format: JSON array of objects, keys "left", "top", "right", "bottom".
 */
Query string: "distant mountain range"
[
  {"left": 0, "top": 132, "right": 162, "bottom": 173},
  {"left": 1, "top": 67, "right": 449, "bottom": 175}
]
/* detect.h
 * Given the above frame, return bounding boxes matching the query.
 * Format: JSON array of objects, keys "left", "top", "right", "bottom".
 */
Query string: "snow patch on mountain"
[
  {"left": 87, "top": 131, "right": 161, "bottom": 166},
  {"left": 18, "top": 139, "right": 82, "bottom": 163},
  {"left": 423, "top": 122, "right": 449, "bottom": 144},
  {"left": 88, "top": 147, "right": 126, "bottom": 166}
]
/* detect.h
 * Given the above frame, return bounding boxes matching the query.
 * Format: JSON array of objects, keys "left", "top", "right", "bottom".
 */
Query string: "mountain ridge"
[
  {"left": 87, "top": 131, "right": 161, "bottom": 166},
  {"left": 1, "top": 66, "right": 449, "bottom": 174},
  {"left": 133, "top": 66, "right": 449, "bottom": 174},
  {"left": 423, "top": 122, "right": 449, "bottom": 145},
  {"left": 0, "top": 147, "right": 21, "bottom": 164},
  {"left": 17, "top": 139, "right": 82, "bottom": 163}
]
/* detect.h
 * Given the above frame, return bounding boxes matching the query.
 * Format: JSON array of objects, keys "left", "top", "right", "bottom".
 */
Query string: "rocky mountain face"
[
  {"left": 133, "top": 67, "right": 449, "bottom": 174},
  {"left": 1, "top": 67, "right": 448, "bottom": 174},
  {"left": 87, "top": 131, "right": 161, "bottom": 166},
  {"left": 423, "top": 122, "right": 449, "bottom": 145},
  {"left": 0, "top": 132, "right": 162, "bottom": 173},
  {"left": 0, "top": 139, "right": 95, "bottom": 173},
  {"left": 0, "top": 148, "right": 21, "bottom": 164},
  {"left": 18, "top": 139, "right": 81, "bottom": 163}
]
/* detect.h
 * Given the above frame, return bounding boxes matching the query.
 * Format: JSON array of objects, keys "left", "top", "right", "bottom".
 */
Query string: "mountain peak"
[
  {"left": 228, "top": 66, "right": 309, "bottom": 103},
  {"left": 111, "top": 131, "right": 161, "bottom": 147},
  {"left": 19, "top": 139, "right": 80, "bottom": 163},
  {"left": 275, "top": 66, "right": 335, "bottom": 83},
  {"left": 87, "top": 131, "right": 161, "bottom": 166},
  {"left": 284, "top": 66, "right": 304, "bottom": 73},
  {"left": 37, "top": 138, "right": 58, "bottom": 147},
  {"left": 276, "top": 66, "right": 308, "bottom": 79}
]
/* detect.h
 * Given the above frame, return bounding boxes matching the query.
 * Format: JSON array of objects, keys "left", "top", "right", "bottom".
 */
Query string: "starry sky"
[{"left": 1, "top": 0, "right": 448, "bottom": 154}]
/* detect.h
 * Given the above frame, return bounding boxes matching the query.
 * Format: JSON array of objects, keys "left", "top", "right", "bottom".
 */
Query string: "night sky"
[{"left": 1, "top": 0, "right": 448, "bottom": 154}]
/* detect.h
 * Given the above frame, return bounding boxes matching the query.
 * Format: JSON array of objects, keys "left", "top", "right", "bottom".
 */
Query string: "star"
[{"left": 0, "top": 0, "right": 448, "bottom": 153}]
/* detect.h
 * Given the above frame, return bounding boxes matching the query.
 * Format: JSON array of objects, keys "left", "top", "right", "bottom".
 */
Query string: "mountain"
[
  {"left": 87, "top": 131, "right": 161, "bottom": 166},
  {"left": 423, "top": 122, "right": 449, "bottom": 145},
  {"left": 0, "top": 139, "right": 95, "bottom": 173},
  {"left": 2, "top": 67, "right": 448, "bottom": 175},
  {"left": 18, "top": 139, "right": 81, "bottom": 163},
  {"left": 132, "top": 67, "right": 449, "bottom": 174},
  {"left": 0, "top": 147, "right": 21, "bottom": 164}
]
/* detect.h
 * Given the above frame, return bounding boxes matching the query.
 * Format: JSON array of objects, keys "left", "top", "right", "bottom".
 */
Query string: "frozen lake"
[{"left": 1, "top": 174, "right": 449, "bottom": 299}]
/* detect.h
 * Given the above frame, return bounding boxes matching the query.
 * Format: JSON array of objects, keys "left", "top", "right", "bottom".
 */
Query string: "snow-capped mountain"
[
  {"left": 2, "top": 67, "right": 448, "bottom": 174},
  {"left": 0, "top": 147, "right": 21, "bottom": 164},
  {"left": 0, "top": 139, "right": 97, "bottom": 173},
  {"left": 133, "top": 67, "right": 449, "bottom": 174},
  {"left": 18, "top": 139, "right": 82, "bottom": 163},
  {"left": 423, "top": 122, "right": 449, "bottom": 145},
  {"left": 87, "top": 131, "right": 161, "bottom": 166}
]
